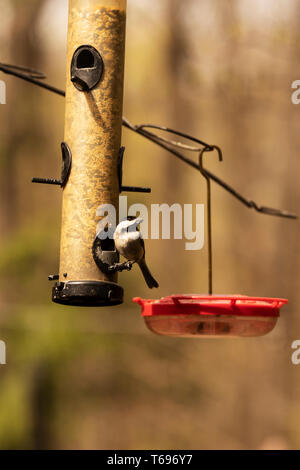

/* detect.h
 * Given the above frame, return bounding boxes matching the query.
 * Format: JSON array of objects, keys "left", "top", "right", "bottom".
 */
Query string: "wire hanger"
[
  {"left": 0, "top": 62, "right": 297, "bottom": 220},
  {"left": 0, "top": 62, "right": 65, "bottom": 96},
  {"left": 199, "top": 145, "right": 223, "bottom": 295}
]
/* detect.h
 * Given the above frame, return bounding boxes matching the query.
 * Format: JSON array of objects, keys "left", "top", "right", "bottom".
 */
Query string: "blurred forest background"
[{"left": 0, "top": 0, "right": 299, "bottom": 450}]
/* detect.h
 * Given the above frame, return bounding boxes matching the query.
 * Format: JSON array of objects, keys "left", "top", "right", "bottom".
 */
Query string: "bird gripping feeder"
[
  {"left": 0, "top": 3, "right": 295, "bottom": 335},
  {"left": 52, "top": 0, "right": 127, "bottom": 306}
]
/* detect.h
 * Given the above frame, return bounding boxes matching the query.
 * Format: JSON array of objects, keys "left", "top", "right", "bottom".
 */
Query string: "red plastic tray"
[{"left": 133, "top": 295, "right": 288, "bottom": 338}]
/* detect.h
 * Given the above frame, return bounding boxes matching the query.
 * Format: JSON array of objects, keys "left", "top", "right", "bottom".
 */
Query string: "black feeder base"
[{"left": 52, "top": 280, "right": 124, "bottom": 307}]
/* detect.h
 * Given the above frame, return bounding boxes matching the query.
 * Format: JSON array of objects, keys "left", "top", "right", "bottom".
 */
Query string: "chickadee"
[{"left": 114, "top": 217, "right": 159, "bottom": 289}]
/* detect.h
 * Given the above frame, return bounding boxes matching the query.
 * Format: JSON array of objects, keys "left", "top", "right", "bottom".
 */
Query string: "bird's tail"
[{"left": 138, "top": 259, "right": 159, "bottom": 289}]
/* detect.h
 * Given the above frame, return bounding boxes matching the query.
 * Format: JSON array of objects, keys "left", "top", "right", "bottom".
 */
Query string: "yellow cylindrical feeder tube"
[{"left": 53, "top": 0, "right": 127, "bottom": 306}]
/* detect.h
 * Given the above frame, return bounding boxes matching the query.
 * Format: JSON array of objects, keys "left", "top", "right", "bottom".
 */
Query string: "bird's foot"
[{"left": 108, "top": 260, "right": 133, "bottom": 273}]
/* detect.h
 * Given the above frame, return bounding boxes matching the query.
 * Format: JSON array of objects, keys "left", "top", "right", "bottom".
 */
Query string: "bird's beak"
[
  {"left": 134, "top": 217, "right": 143, "bottom": 226},
  {"left": 128, "top": 217, "right": 143, "bottom": 230}
]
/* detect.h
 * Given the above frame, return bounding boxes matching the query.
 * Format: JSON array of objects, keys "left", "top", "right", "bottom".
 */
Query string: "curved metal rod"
[
  {"left": 135, "top": 123, "right": 213, "bottom": 152},
  {"left": 123, "top": 119, "right": 297, "bottom": 220},
  {"left": 0, "top": 63, "right": 46, "bottom": 80},
  {"left": 0, "top": 62, "right": 297, "bottom": 219},
  {"left": 199, "top": 145, "right": 223, "bottom": 295},
  {"left": 0, "top": 62, "right": 66, "bottom": 97}
]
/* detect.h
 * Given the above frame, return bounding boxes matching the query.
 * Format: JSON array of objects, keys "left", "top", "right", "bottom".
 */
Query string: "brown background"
[{"left": 0, "top": 0, "right": 299, "bottom": 450}]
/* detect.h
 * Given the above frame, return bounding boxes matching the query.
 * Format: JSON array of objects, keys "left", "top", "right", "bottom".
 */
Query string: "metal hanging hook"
[
  {"left": 199, "top": 145, "right": 223, "bottom": 295},
  {"left": 0, "top": 62, "right": 297, "bottom": 219}
]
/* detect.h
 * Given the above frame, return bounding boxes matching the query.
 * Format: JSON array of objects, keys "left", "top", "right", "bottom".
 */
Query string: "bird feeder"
[
  {"left": 134, "top": 296, "right": 288, "bottom": 338},
  {"left": 133, "top": 143, "right": 289, "bottom": 338},
  {"left": 52, "top": 0, "right": 128, "bottom": 306}
]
